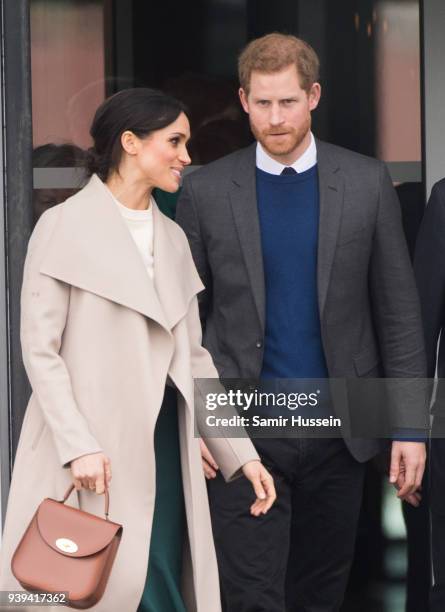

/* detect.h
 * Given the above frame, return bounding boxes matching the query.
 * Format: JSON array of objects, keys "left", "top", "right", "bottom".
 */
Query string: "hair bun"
[{"left": 86, "top": 147, "right": 106, "bottom": 180}]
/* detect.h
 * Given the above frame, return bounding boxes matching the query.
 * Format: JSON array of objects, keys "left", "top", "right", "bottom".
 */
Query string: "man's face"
[{"left": 239, "top": 64, "right": 321, "bottom": 164}]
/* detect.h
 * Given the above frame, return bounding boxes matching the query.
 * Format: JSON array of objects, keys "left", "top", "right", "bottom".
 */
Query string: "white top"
[
  {"left": 112, "top": 194, "right": 155, "bottom": 280},
  {"left": 256, "top": 132, "right": 317, "bottom": 175}
]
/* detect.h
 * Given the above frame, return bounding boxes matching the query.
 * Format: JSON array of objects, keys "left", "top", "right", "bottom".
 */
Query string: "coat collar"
[{"left": 40, "top": 174, "right": 203, "bottom": 332}]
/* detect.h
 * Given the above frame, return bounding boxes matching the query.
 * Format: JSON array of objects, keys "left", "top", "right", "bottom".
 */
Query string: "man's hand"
[
  {"left": 389, "top": 441, "right": 426, "bottom": 506},
  {"left": 242, "top": 460, "right": 276, "bottom": 516},
  {"left": 200, "top": 439, "right": 219, "bottom": 479}
]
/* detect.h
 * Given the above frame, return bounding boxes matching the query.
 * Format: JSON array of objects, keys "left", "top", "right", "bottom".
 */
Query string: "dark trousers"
[
  {"left": 208, "top": 438, "right": 365, "bottom": 612},
  {"left": 430, "top": 418, "right": 445, "bottom": 611}
]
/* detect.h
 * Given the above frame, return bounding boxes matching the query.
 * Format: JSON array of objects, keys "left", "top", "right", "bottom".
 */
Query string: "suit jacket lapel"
[
  {"left": 40, "top": 175, "right": 200, "bottom": 331},
  {"left": 316, "top": 140, "right": 345, "bottom": 317},
  {"left": 228, "top": 144, "right": 266, "bottom": 331}
]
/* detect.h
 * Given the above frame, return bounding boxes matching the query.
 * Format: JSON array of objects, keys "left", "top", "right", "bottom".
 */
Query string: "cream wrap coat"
[{"left": 0, "top": 175, "right": 259, "bottom": 611}]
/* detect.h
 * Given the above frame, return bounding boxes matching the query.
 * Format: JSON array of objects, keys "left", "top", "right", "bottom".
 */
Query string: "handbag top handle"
[{"left": 60, "top": 484, "right": 110, "bottom": 520}]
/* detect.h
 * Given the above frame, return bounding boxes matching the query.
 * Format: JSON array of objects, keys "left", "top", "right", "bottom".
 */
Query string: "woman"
[{"left": 0, "top": 88, "right": 275, "bottom": 612}]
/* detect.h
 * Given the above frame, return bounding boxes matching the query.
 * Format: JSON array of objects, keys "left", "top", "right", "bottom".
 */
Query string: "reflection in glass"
[
  {"left": 32, "top": 144, "right": 87, "bottom": 221},
  {"left": 375, "top": 0, "right": 421, "bottom": 162},
  {"left": 31, "top": 0, "right": 106, "bottom": 150}
]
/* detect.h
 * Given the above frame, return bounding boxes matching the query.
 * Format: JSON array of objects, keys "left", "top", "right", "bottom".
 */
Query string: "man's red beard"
[{"left": 249, "top": 115, "right": 311, "bottom": 159}]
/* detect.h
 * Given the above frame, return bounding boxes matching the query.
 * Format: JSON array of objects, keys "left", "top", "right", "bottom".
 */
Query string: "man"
[
  {"left": 414, "top": 177, "right": 445, "bottom": 612},
  {"left": 176, "top": 33, "right": 428, "bottom": 612}
]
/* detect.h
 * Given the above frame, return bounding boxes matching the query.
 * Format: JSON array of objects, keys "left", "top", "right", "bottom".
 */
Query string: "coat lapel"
[
  {"left": 316, "top": 140, "right": 345, "bottom": 317},
  {"left": 152, "top": 202, "right": 204, "bottom": 329},
  {"left": 228, "top": 144, "right": 265, "bottom": 331},
  {"left": 40, "top": 175, "right": 201, "bottom": 331}
]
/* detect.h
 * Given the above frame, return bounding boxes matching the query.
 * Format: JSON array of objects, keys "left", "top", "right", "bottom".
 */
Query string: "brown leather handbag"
[{"left": 11, "top": 484, "right": 123, "bottom": 609}]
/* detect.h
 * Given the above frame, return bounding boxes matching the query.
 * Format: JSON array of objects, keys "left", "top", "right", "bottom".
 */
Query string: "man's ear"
[
  {"left": 239, "top": 87, "right": 250, "bottom": 114},
  {"left": 308, "top": 82, "right": 321, "bottom": 112}
]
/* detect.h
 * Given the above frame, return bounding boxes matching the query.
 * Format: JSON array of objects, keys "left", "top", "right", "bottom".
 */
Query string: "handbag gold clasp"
[{"left": 55, "top": 538, "right": 78, "bottom": 553}]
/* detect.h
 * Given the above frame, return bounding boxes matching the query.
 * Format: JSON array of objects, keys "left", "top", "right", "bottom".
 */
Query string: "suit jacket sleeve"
[
  {"left": 20, "top": 209, "right": 103, "bottom": 467},
  {"left": 369, "top": 163, "right": 429, "bottom": 430},
  {"left": 176, "top": 178, "right": 212, "bottom": 326},
  {"left": 185, "top": 294, "right": 260, "bottom": 481},
  {"left": 414, "top": 181, "right": 445, "bottom": 380}
]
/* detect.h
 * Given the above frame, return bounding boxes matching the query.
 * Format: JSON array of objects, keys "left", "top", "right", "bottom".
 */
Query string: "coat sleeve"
[
  {"left": 368, "top": 163, "right": 429, "bottom": 430},
  {"left": 20, "top": 209, "right": 103, "bottom": 467},
  {"left": 185, "top": 295, "right": 260, "bottom": 481}
]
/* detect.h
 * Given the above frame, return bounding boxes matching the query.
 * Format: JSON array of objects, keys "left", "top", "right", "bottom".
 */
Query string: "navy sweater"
[{"left": 257, "top": 164, "right": 328, "bottom": 381}]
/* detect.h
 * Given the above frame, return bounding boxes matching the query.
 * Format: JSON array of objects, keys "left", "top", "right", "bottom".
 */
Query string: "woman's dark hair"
[{"left": 86, "top": 88, "right": 187, "bottom": 181}]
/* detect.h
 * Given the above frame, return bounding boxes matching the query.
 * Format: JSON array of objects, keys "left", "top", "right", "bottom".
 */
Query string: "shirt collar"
[{"left": 255, "top": 132, "right": 317, "bottom": 175}]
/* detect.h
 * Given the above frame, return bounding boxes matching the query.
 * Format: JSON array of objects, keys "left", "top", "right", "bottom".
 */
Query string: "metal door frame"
[
  {"left": 0, "top": 0, "right": 34, "bottom": 527},
  {"left": 421, "top": 0, "right": 445, "bottom": 199}
]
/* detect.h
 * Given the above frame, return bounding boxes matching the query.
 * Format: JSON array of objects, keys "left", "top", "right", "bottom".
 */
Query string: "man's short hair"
[{"left": 238, "top": 33, "right": 320, "bottom": 95}]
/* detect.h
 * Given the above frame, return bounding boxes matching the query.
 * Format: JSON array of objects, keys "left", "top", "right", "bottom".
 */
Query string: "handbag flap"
[{"left": 36, "top": 498, "right": 122, "bottom": 558}]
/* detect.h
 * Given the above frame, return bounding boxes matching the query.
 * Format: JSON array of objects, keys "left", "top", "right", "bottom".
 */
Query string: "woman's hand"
[
  {"left": 70, "top": 452, "right": 112, "bottom": 494},
  {"left": 200, "top": 439, "right": 219, "bottom": 479},
  {"left": 242, "top": 460, "right": 276, "bottom": 516}
]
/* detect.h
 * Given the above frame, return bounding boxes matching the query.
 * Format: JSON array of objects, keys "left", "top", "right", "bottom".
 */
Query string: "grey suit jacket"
[{"left": 176, "top": 139, "right": 429, "bottom": 461}]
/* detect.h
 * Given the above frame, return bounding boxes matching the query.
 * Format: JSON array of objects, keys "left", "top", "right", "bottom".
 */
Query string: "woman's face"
[{"left": 126, "top": 112, "right": 191, "bottom": 192}]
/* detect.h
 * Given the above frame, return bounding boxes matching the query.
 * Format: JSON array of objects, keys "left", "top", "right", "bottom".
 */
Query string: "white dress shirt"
[{"left": 256, "top": 132, "right": 317, "bottom": 175}]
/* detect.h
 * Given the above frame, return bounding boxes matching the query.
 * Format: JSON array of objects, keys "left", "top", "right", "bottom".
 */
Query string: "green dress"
[{"left": 138, "top": 387, "right": 187, "bottom": 612}]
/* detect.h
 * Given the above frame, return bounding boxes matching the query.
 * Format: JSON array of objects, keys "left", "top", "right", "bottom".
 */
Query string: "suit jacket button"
[{"left": 256, "top": 341, "right": 262, "bottom": 348}]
